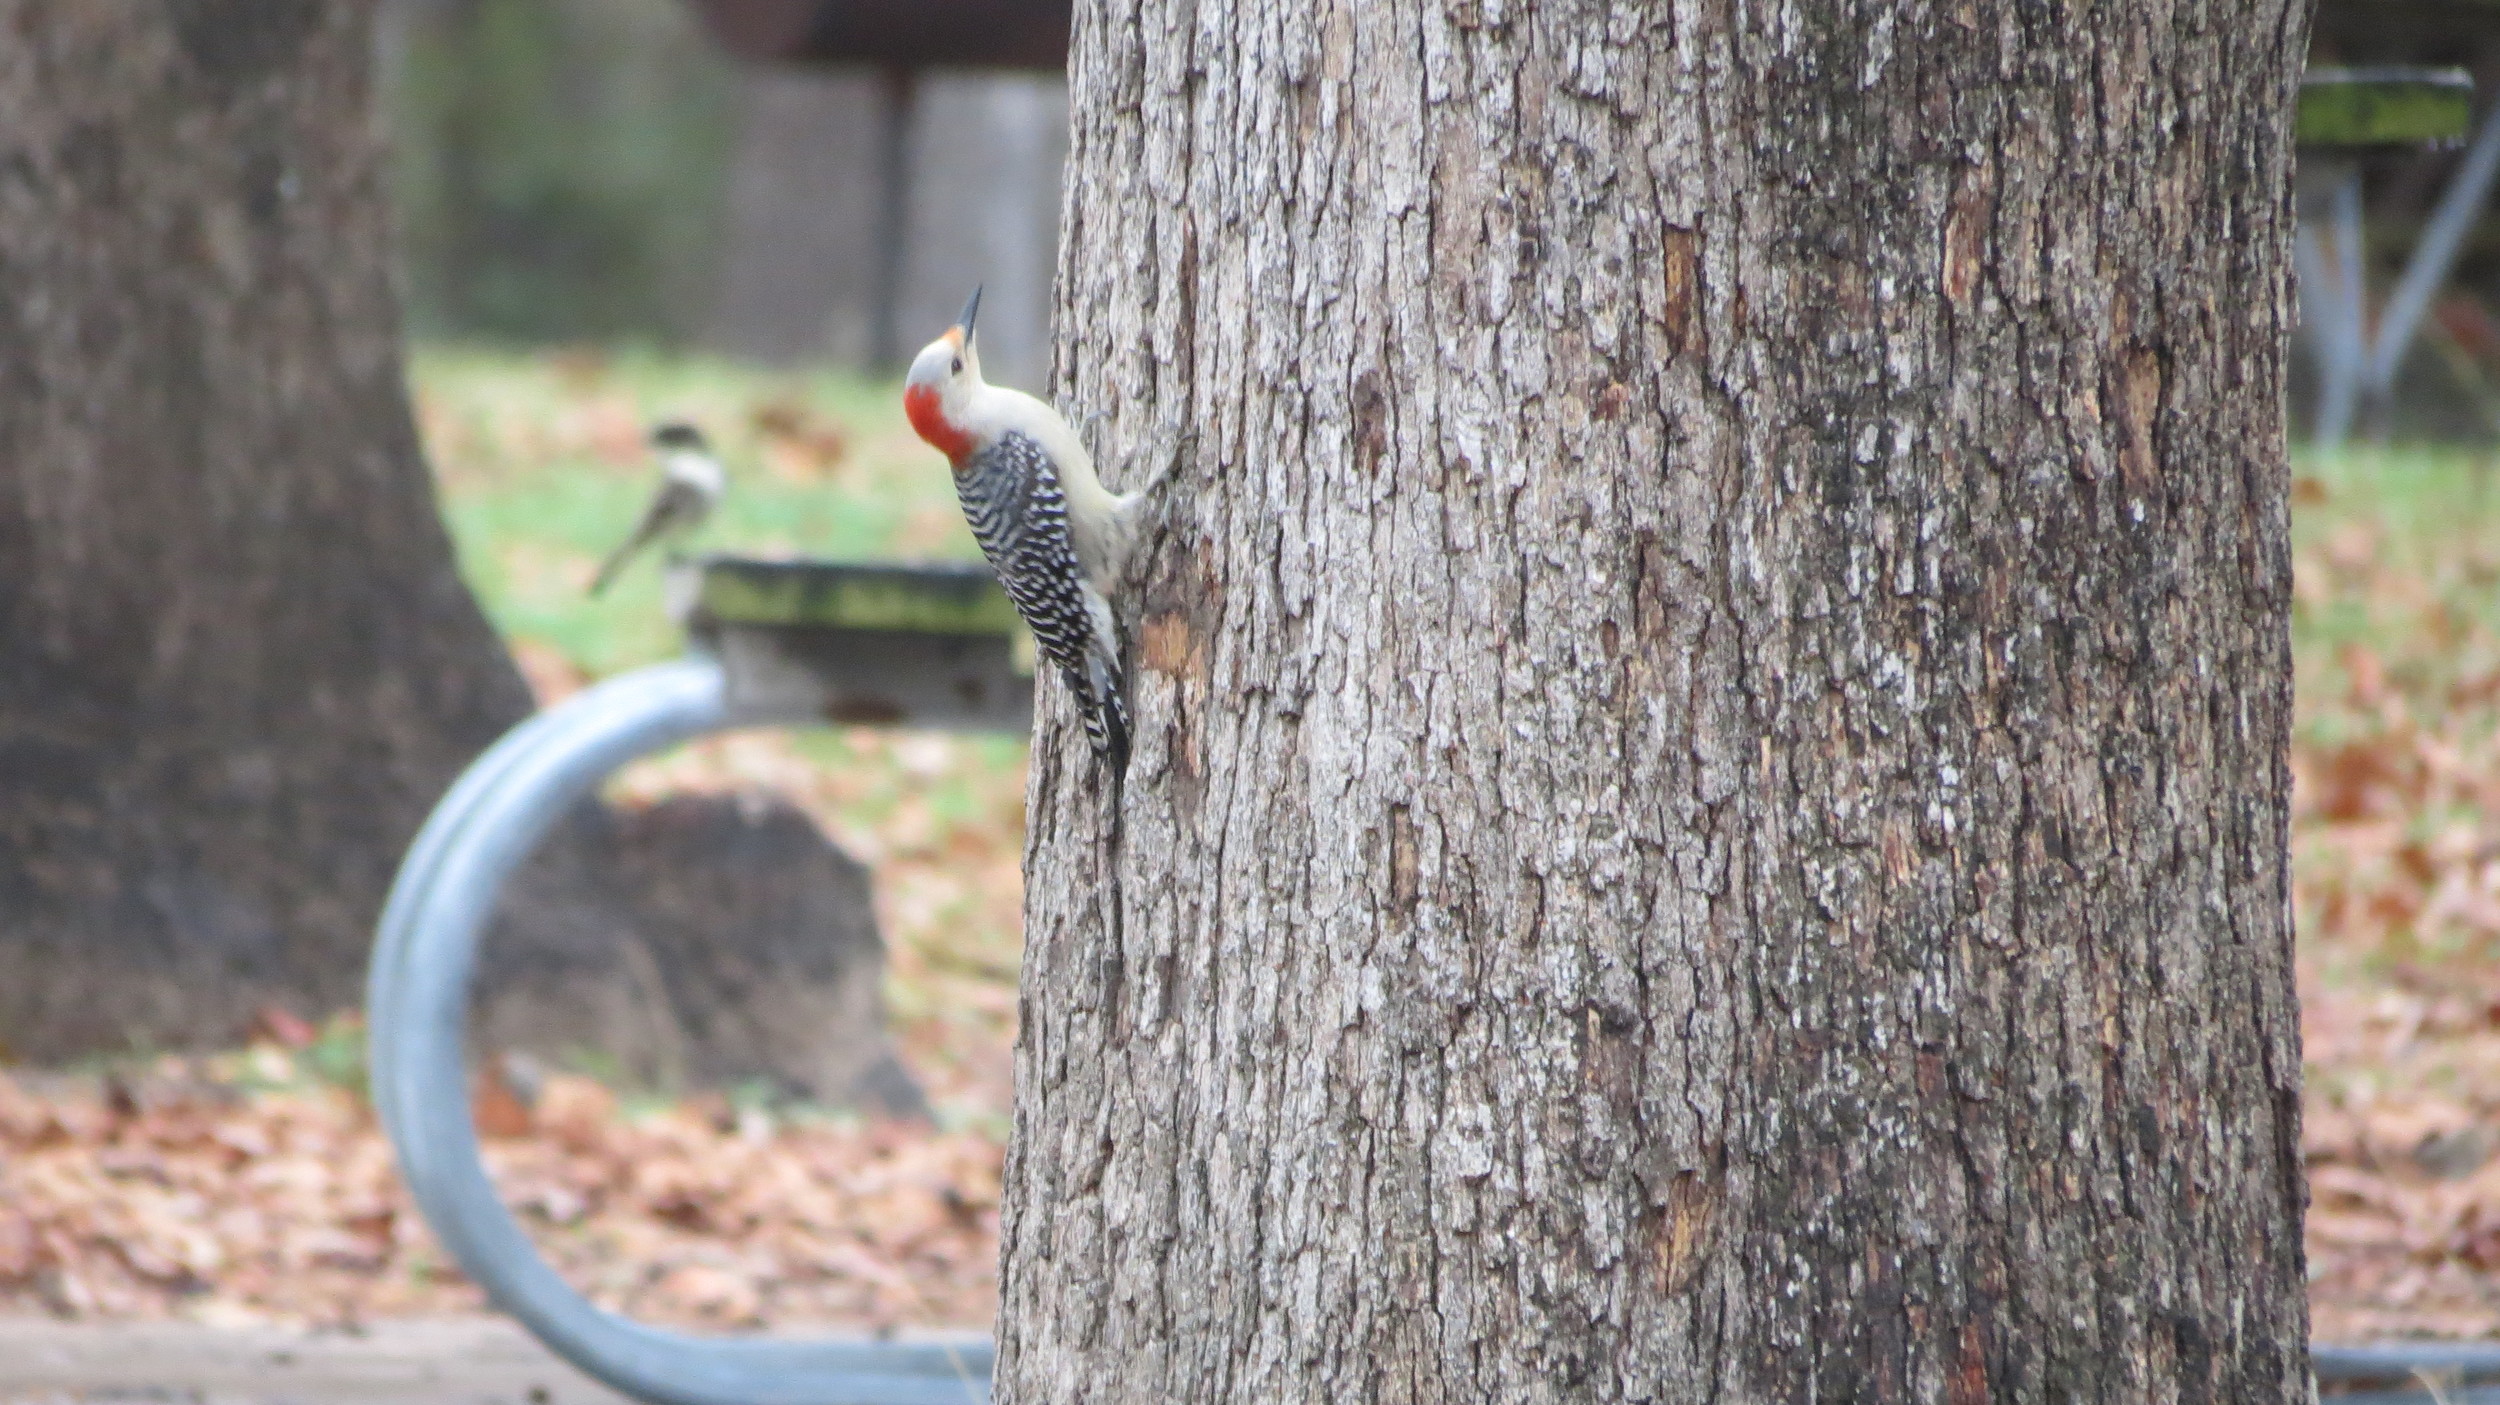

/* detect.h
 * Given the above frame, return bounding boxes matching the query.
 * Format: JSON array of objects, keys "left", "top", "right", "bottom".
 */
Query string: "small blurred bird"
[{"left": 590, "top": 421, "right": 724, "bottom": 596}]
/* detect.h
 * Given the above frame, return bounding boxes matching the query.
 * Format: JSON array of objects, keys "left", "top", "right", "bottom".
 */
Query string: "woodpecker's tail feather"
[{"left": 1074, "top": 650, "right": 1131, "bottom": 775}]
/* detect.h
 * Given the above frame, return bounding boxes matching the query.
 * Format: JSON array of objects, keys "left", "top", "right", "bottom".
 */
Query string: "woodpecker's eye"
[{"left": 951, "top": 357, "right": 963, "bottom": 375}]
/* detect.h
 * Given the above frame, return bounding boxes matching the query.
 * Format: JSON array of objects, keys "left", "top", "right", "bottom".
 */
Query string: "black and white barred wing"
[{"left": 955, "top": 431, "right": 1131, "bottom": 768}]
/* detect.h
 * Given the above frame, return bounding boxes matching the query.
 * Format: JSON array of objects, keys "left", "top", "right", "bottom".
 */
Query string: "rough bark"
[
  {"left": 1004, "top": 2, "right": 2311, "bottom": 1401},
  {"left": 0, "top": 2, "right": 912, "bottom": 1113}
]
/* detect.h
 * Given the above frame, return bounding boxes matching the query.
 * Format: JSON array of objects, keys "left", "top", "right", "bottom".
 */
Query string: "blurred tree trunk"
[
  {"left": 1004, "top": 1, "right": 2311, "bottom": 1400},
  {"left": 0, "top": 1, "right": 531, "bottom": 1053},
  {"left": 0, "top": 2, "right": 913, "bottom": 1110}
]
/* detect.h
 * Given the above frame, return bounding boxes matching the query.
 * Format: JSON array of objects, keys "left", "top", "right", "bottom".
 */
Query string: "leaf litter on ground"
[
  {"left": 0, "top": 1039, "right": 1000, "bottom": 1332},
  {"left": 2297, "top": 448, "right": 2500, "bottom": 1342}
]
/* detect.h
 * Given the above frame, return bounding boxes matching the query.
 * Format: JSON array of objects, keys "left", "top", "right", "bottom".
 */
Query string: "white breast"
[{"left": 663, "top": 449, "right": 726, "bottom": 498}]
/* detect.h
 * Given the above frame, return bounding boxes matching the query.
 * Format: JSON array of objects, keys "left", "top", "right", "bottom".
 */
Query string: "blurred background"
[
  {"left": 2, "top": 0, "right": 1084, "bottom": 1340},
  {"left": 2299, "top": 9, "right": 2500, "bottom": 441},
  {"left": 380, "top": 0, "right": 1067, "bottom": 380}
]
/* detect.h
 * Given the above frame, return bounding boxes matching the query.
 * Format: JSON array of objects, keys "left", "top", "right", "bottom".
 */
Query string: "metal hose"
[
  {"left": 368, "top": 659, "right": 991, "bottom": 1405},
  {"left": 2315, "top": 1340, "right": 2500, "bottom": 1401}
]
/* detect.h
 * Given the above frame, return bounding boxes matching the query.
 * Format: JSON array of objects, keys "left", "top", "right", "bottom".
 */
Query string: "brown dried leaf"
[
  {"left": 534, "top": 1075, "right": 616, "bottom": 1151},
  {"left": 471, "top": 1063, "right": 535, "bottom": 1141}
]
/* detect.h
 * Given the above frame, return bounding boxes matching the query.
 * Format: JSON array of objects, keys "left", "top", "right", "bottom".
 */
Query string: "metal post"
[
  {"left": 2299, "top": 165, "right": 2370, "bottom": 448},
  {"left": 870, "top": 67, "right": 919, "bottom": 370},
  {"left": 2314, "top": 1339, "right": 2500, "bottom": 1392}
]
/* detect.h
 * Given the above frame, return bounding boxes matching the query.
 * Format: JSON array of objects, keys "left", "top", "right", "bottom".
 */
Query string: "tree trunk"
[
  {"left": 0, "top": 0, "right": 531, "bottom": 1051},
  {"left": 0, "top": 1, "right": 915, "bottom": 1112},
  {"left": 1004, "top": 2, "right": 2311, "bottom": 1400}
]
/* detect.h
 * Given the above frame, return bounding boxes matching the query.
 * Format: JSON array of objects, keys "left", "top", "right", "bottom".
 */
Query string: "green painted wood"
[
  {"left": 2316, "top": 0, "right": 2500, "bottom": 11},
  {"left": 688, "top": 557, "right": 1023, "bottom": 637},
  {"left": 2298, "top": 67, "right": 2475, "bottom": 149}
]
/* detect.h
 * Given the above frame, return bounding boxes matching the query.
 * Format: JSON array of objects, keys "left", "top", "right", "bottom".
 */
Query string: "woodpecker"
[
  {"left": 905, "top": 287, "right": 1148, "bottom": 771},
  {"left": 590, "top": 420, "right": 724, "bottom": 596}
]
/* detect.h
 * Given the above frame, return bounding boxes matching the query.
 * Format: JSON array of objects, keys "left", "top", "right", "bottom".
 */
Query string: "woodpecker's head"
[{"left": 904, "top": 286, "right": 987, "bottom": 465}]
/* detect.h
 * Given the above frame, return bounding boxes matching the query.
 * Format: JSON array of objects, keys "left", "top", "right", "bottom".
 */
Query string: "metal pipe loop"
[{"left": 369, "top": 659, "right": 992, "bottom": 1405}]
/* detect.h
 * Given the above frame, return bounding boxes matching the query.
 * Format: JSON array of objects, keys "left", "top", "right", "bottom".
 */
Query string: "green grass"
[
  {"left": 412, "top": 352, "right": 2500, "bottom": 768},
  {"left": 414, "top": 343, "right": 982, "bottom": 680},
  {"left": 414, "top": 341, "right": 2499, "bottom": 719},
  {"left": 2286, "top": 441, "right": 2500, "bottom": 985},
  {"left": 2290, "top": 445, "right": 2500, "bottom": 749},
  {"left": 411, "top": 353, "right": 2500, "bottom": 786}
]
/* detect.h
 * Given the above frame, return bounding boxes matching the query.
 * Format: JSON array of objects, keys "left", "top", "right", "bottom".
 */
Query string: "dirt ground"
[
  {"left": 0, "top": 1317, "right": 990, "bottom": 1405},
  {"left": 0, "top": 1317, "right": 636, "bottom": 1405}
]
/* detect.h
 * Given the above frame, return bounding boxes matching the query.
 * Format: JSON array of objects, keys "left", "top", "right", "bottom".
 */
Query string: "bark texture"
[
  {"left": 1004, "top": 1, "right": 2311, "bottom": 1400},
  {"left": 0, "top": 2, "right": 912, "bottom": 1112}
]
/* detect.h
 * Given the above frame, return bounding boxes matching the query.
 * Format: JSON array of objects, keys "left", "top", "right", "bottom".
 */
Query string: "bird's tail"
[
  {"left": 1075, "top": 645, "right": 1131, "bottom": 775},
  {"left": 587, "top": 533, "right": 646, "bottom": 597}
]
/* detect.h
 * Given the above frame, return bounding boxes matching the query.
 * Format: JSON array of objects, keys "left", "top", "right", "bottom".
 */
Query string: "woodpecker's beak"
[{"left": 956, "top": 285, "right": 983, "bottom": 347}]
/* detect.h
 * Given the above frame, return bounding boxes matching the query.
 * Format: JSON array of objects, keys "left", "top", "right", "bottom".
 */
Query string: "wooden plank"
[
  {"left": 707, "top": 625, "right": 1034, "bottom": 732},
  {"left": 678, "top": 556, "right": 1023, "bottom": 637},
  {"left": 686, "top": 0, "right": 1071, "bottom": 71},
  {"left": 2299, "top": 67, "right": 2477, "bottom": 149},
  {"left": 666, "top": 557, "right": 1035, "bottom": 734}
]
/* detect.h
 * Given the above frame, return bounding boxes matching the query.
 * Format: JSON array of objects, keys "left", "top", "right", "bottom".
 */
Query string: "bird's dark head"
[{"left": 649, "top": 421, "right": 710, "bottom": 453}]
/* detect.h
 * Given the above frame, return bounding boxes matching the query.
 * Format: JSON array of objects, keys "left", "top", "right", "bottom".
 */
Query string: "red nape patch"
[{"left": 903, "top": 385, "right": 974, "bottom": 464}]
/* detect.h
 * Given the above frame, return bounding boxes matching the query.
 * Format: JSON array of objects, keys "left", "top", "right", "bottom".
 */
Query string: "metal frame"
[
  {"left": 2298, "top": 75, "right": 2500, "bottom": 446},
  {"left": 2299, "top": 163, "right": 2374, "bottom": 447},
  {"left": 2366, "top": 98, "right": 2500, "bottom": 409},
  {"left": 367, "top": 658, "right": 993, "bottom": 1405}
]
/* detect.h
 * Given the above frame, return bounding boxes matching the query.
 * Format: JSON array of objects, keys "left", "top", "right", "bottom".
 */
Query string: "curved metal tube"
[
  {"left": 369, "top": 678, "right": 644, "bottom": 1144},
  {"left": 371, "top": 659, "right": 992, "bottom": 1405},
  {"left": 2314, "top": 1341, "right": 2500, "bottom": 1385}
]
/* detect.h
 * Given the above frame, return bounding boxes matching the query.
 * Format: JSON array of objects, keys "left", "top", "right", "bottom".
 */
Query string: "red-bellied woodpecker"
[
  {"left": 904, "top": 287, "right": 1149, "bottom": 772},
  {"left": 591, "top": 421, "right": 725, "bottom": 597}
]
